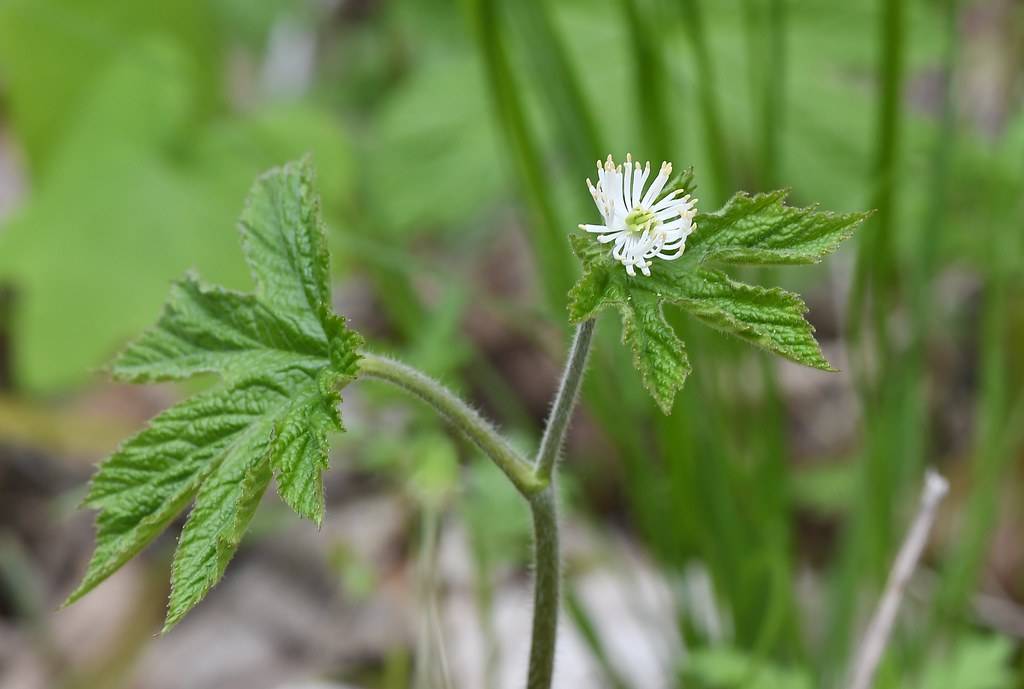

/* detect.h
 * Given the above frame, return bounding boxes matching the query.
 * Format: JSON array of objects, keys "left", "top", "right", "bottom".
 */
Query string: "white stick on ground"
[{"left": 847, "top": 469, "right": 949, "bottom": 689}]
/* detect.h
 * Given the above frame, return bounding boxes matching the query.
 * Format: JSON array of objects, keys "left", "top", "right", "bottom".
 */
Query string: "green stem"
[
  {"left": 526, "top": 487, "right": 559, "bottom": 689},
  {"left": 535, "top": 319, "right": 595, "bottom": 484},
  {"left": 527, "top": 319, "right": 596, "bottom": 688},
  {"left": 358, "top": 353, "right": 544, "bottom": 497}
]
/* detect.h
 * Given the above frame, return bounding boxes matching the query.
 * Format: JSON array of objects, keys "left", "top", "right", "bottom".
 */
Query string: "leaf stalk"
[{"left": 357, "top": 353, "right": 545, "bottom": 497}]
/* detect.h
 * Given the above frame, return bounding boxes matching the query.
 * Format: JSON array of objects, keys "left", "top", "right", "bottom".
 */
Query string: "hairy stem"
[
  {"left": 527, "top": 319, "right": 596, "bottom": 689},
  {"left": 535, "top": 319, "right": 595, "bottom": 483},
  {"left": 358, "top": 353, "right": 544, "bottom": 497},
  {"left": 526, "top": 488, "right": 559, "bottom": 689}
]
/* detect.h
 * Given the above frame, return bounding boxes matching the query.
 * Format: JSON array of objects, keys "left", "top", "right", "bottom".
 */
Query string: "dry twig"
[{"left": 847, "top": 470, "right": 949, "bottom": 689}]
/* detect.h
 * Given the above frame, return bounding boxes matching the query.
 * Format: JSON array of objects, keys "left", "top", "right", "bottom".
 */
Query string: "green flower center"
[{"left": 625, "top": 208, "right": 657, "bottom": 234}]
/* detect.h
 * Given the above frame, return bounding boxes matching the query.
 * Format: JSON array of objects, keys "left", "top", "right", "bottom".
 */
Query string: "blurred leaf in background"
[
  {"left": 366, "top": 55, "right": 503, "bottom": 239},
  {"left": 917, "top": 635, "right": 1015, "bottom": 689},
  {"left": 0, "top": 0, "right": 221, "bottom": 174},
  {"left": 680, "top": 646, "right": 812, "bottom": 689},
  {"left": 0, "top": 5, "right": 351, "bottom": 392}
]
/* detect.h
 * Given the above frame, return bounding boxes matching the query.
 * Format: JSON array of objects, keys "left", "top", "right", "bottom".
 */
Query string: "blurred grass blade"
[
  {"left": 850, "top": 0, "right": 906, "bottom": 355},
  {"left": 505, "top": 0, "right": 604, "bottom": 169},
  {"left": 464, "top": 0, "right": 576, "bottom": 313},
  {"left": 740, "top": 0, "right": 788, "bottom": 188},
  {"left": 675, "top": 0, "right": 731, "bottom": 203},
  {"left": 619, "top": 0, "right": 676, "bottom": 160}
]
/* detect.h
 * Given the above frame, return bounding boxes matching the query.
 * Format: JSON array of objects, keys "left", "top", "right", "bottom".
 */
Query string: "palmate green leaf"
[
  {"left": 67, "top": 160, "right": 362, "bottom": 631},
  {"left": 569, "top": 185, "right": 864, "bottom": 412}
]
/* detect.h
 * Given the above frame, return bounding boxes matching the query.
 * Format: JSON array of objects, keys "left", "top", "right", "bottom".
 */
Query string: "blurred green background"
[{"left": 0, "top": 0, "right": 1022, "bottom": 688}]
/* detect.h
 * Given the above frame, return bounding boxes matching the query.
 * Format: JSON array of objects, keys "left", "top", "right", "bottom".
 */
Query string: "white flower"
[{"left": 580, "top": 154, "right": 697, "bottom": 277}]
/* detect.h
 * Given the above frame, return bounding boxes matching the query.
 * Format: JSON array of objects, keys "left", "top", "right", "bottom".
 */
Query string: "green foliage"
[
  {"left": 681, "top": 646, "right": 812, "bottom": 689},
  {"left": 366, "top": 55, "right": 503, "bottom": 237},
  {"left": 462, "top": 460, "right": 532, "bottom": 567},
  {"left": 0, "top": 0, "right": 221, "bottom": 172},
  {"left": 0, "top": 41, "right": 351, "bottom": 392},
  {"left": 917, "top": 635, "right": 1015, "bottom": 689},
  {"left": 569, "top": 180, "right": 867, "bottom": 413},
  {"left": 66, "top": 160, "right": 363, "bottom": 631},
  {"left": 406, "top": 434, "right": 460, "bottom": 510}
]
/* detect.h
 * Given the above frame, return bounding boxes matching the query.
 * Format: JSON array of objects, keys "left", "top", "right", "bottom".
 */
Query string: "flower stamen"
[{"left": 624, "top": 207, "right": 658, "bottom": 234}]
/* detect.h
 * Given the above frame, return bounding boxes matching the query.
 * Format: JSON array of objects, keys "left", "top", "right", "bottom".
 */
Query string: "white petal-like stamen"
[{"left": 578, "top": 154, "right": 697, "bottom": 276}]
